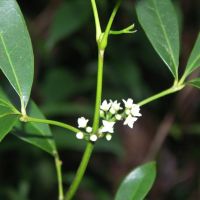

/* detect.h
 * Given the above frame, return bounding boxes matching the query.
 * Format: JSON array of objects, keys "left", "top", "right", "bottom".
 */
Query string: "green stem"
[
  {"left": 64, "top": 1, "right": 122, "bottom": 199},
  {"left": 138, "top": 84, "right": 185, "bottom": 107},
  {"left": 64, "top": 142, "right": 94, "bottom": 200},
  {"left": 90, "top": 0, "right": 102, "bottom": 40},
  {"left": 25, "top": 116, "right": 80, "bottom": 133},
  {"left": 92, "top": 50, "right": 104, "bottom": 132},
  {"left": 99, "top": 0, "right": 122, "bottom": 49},
  {"left": 55, "top": 153, "right": 64, "bottom": 200},
  {"left": 64, "top": 44, "right": 104, "bottom": 200}
]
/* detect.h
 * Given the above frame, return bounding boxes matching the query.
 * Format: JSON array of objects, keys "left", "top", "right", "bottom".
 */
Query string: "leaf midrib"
[
  {"left": 0, "top": 112, "right": 18, "bottom": 118},
  {"left": 152, "top": 0, "right": 178, "bottom": 78},
  {"left": 0, "top": 33, "right": 22, "bottom": 97}
]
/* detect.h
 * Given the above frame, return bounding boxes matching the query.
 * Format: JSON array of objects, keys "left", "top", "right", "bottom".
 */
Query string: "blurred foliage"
[{"left": 0, "top": 0, "right": 200, "bottom": 199}]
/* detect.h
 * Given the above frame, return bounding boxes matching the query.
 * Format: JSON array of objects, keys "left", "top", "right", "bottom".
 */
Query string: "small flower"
[
  {"left": 110, "top": 100, "right": 122, "bottom": 112},
  {"left": 76, "top": 132, "right": 84, "bottom": 139},
  {"left": 78, "top": 117, "right": 89, "bottom": 128},
  {"left": 123, "top": 98, "right": 134, "bottom": 109},
  {"left": 90, "top": 134, "right": 98, "bottom": 142},
  {"left": 86, "top": 126, "right": 92, "bottom": 133},
  {"left": 115, "top": 114, "right": 122, "bottom": 120},
  {"left": 123, "top": 115, "right": 137, "bottom": 128},
  {"left": 106, "top": 134, "right": 112, "bottom": 141},
  {"left": 131, "top": 104, "right": 142, "bottom": 117},
  {"left": 100, "top": 100, "right": 111, "bottom": 111},
  {"left": 100, "top": 120, "right": 115, "bottom": 133}
]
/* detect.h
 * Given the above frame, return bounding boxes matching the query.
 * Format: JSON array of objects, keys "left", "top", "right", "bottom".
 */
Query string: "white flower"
[
  {"left": 131, "top": 104, "right": 142, "bottom": 117},
  {"left": 100, "top": 120, "right": 115, "bottom": 133},
  {"left": 90, "top": 134, "right": 98, "bottom": 142},
  {"left": 106, "top": 134, "right": 112, "bottom": 141},
  {"left": 100, "top": 100, "right": 111, "bottom": 111},
  {"left": 86, "top": 126, "right": 92, "bottom": 133},
  {"left": 110, "top": 100, "right": 122, "bottom": 112},
  {"left": 76, "top": 132, "right": 84, "bottom": 139},
  {"left": 123, "top": 98, "right": 134, "bottom": 109},
  {"left": 78, "top": 117, "right": 89, "bottom": 128},
  {"left": 123, "top": 115, "right": 137, "bottom": 128}
]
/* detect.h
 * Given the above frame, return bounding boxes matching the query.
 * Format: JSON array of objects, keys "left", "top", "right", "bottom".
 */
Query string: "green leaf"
[
  {"left": 187, "top": 78, "right": 200, "bottom": 89},
  {"left": 0, "top": 87, "right": 19, "bottom": 142},
  {"left": 184, "top": 33, "right": 200, "bottom": 77},
  {"left": 0, "top": 90, "right": 13, "bottom": 110},
  {"left": 115, "top": 162, "right": 156, "bottom": 200},
  {"left": 136, "top": 0, "right": 180, "bottom": 79},
  {"left": 0, "top": 114, "right": 19, "bottom": 142},
  {"left": 0, "top": 0, "right": 34, "bottom": 110},
  {"left": 47, "top": 0, "right": 90, "bottom": 49},
  {"left": 13, "top": 101, "right": 57, "bottom": 156}
]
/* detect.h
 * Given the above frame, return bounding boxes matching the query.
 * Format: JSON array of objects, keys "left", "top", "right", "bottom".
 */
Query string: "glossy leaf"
[
  {"left": 136, "top": 0, "right": 180, "bottom": 79},
  {"left": 13, "top": 101, "right": 57, "bottom": 156},
  {"left": 115, "top": 162, "right": 156, "bottom": 200},
  {"left": 0, "top": 92, "right": 19, "bottom": 142},
  {"left": 47, "top": 0, "right": 90, "bottom": 49},
  {"left": 187, "top": 78, "right": 200, "bottom": 89},
  {"left": 0, "top": 87, "right": 15, "bottom": 110},
  {"left": 0, "top": 87, "right": 19, "bottom": 142},
  {"left": 184, "top": 33, "right": 200, "bottom": 77},
  {"left": 0, "top": 114, "right": 18, "bottom": 142},
  {"left": 0, "top": 0, "right": 34, "bottom": 109}
]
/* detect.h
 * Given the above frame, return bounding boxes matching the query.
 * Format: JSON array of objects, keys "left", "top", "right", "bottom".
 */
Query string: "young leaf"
[
  {"left": 187, "top": 78, "right": 200, "bottom": 89},
  {"left": 47, "top": 0, "right": 90, "bottom": 49},
  {"left": 0, "top": 0, "right": 34, "bottom": 111},
  {"left": 115, "top": 162, "right": 156, "bottom": 200},
  {"left": 184, "top": 33, "right": 200, "bottom": 77},
  {"left": 136, "top": 0, "right": 180, "bottom": 79},
  {"left": 13, "top": 101, "right": 57, "bottom": 156}
]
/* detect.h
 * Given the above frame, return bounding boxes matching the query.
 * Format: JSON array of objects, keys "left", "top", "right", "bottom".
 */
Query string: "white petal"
[
  {"left": 101, "top": 120, "right": 115, "bottom": 133},
  {"left": 90, "top": 134, "right": 98, "bottom": 142},
  {"left": 100, "top": 126, "right": 114, "bottom": 133},
  {"left": 86, "top": 126, "right": 92, "bottom": 133},
  {"left": 78, "top": 117, "right": 89, "bottom": 128},
  {"left": 124, "top": 115, "right": 137, "bottom": 128},
  {"left": 123, "top": 98, "right": 134, "bottom": 109},
  {"left": 131, "top": 104, "right": 142, "bottom": 117},
  {"left": 110, "top": 100, "right": 122, "bottom": 112},
  {"left": 76, "top": 132, "right": 84, "bottom": 139},
  {"left": 100, "top": 100, "right": 111, "bottom": 111}
]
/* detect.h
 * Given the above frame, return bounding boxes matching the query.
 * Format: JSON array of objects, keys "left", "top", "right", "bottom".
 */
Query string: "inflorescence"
[{"left": 76, "top": 98, "right": 142, "bottom": 142}]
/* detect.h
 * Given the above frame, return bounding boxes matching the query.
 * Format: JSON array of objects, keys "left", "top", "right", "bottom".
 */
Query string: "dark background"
[{"left": 0, "top": 0, "right": 200, "bottom": 199}]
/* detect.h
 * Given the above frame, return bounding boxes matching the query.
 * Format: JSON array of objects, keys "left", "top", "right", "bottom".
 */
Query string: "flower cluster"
[{"left": 76, "top": 98, "right": 142, "bottom": 142}]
